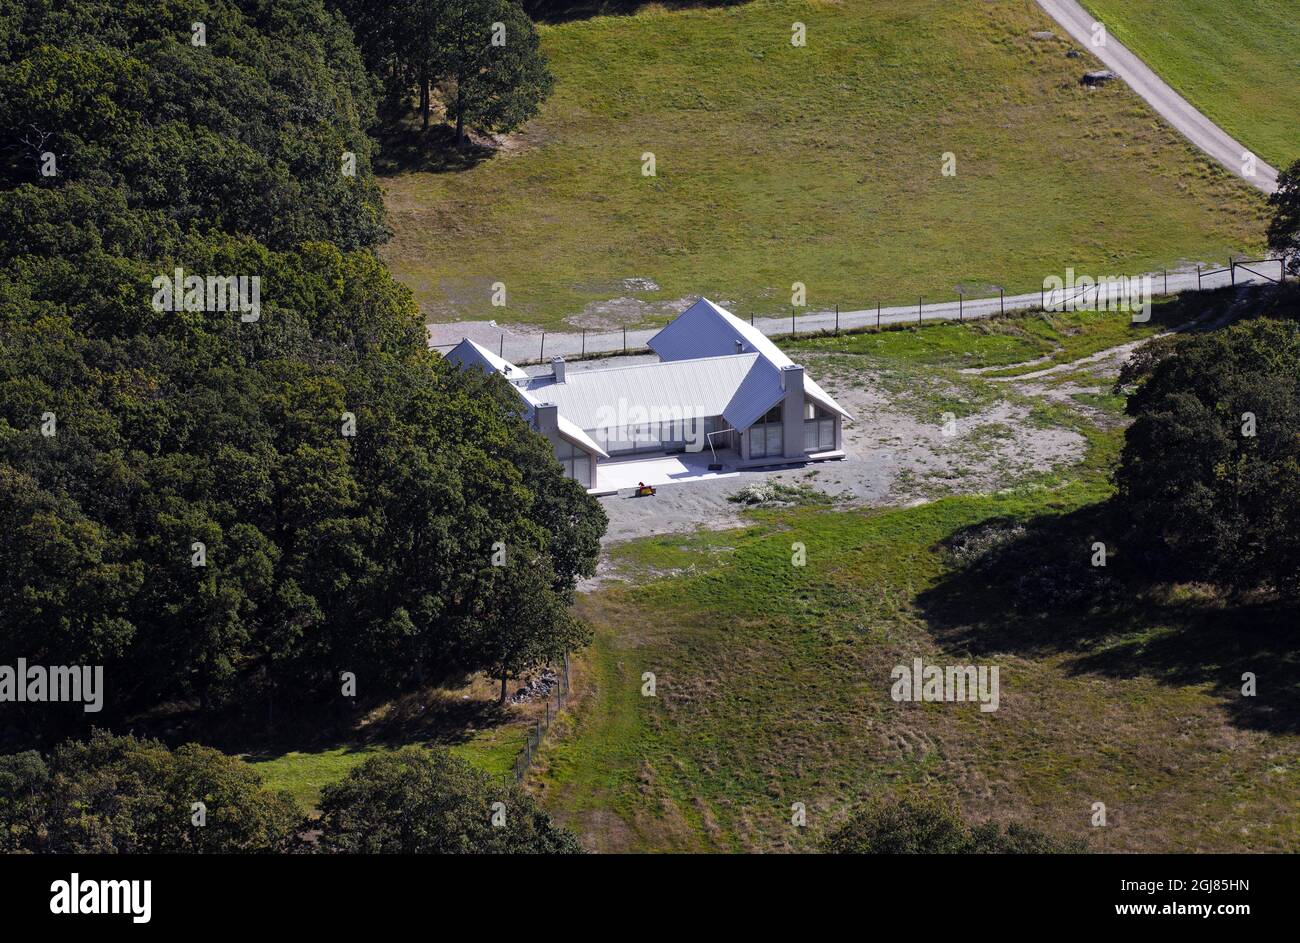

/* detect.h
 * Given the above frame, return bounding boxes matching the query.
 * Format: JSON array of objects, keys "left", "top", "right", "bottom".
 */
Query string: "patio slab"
[{"left": 591, "top": 451, "right": 738, "bottom": 494}]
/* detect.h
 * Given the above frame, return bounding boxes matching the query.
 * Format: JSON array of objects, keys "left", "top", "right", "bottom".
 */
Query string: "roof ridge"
[{"left": 536, "top": 351, "right": 759, "bottom": 379}]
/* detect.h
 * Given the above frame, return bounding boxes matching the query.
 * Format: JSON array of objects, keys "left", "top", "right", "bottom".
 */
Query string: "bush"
[
  {"left": 1115, "top": 316, "right": 1300, "bottom": 596},
  {"left": 823, "top": 792, "right": 1082, "bottom": 854},
  {"left": 0, "top": 730, "right": 302, "bottom": 853},
  {"left": 315, "top": 746, "right": 582, "bottom": 853}
]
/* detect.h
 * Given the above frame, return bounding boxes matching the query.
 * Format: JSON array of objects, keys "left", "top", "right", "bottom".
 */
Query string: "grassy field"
[
  {"left": 788, "top": 301, "right": 1185, "bottom": 373},
  {"left": 1082, "top": 0, "right": 1300, "bottom": 170},
  {"left": 527, "top": 299, "right": 1299, "bottom": 852},
  {"left": 381, "top": 0, "right": 1267, "bottom": 331},
  {"left": 249, "top": 731, "right": 522, "bottom": 811},
  {"left": 245, "top": 681, "right": 534, "bottom": 811}
]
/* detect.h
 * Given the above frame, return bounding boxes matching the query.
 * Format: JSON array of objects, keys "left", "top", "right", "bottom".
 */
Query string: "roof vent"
[
  {"left": 734, "top": 339, "right": 744, "bottom": 354},
  {"left": 551, "top": 356, "right": 566, "bottom": 383}
]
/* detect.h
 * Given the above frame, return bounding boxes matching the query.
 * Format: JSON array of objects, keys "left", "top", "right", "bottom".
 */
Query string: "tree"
[
  {"left": 0, "top": 731, "right": 302, "bottom": 853},
  {"left": 339, "top": 0, "right": 554, "bottom": 142},
  {"left": 472, "top": 552, "right": 592, "bottom": 704},
  {"left": 823, "top": 792, "right": 1082, "bottom": 854},
  {"left": 314, "top": 746, "right": 581, "bottom": 852},
  {"left": 1115, "top": 316, "right": 1300, "bottom": 596},
  {"left": 439, "top": 0, "right": 555, "bottom": 142},
  {"left": 1268, "top": 158, "right": 1300, "bottom": 275},
  {"left": 0, "top": 0, "right": 604, "bottom": 745}
]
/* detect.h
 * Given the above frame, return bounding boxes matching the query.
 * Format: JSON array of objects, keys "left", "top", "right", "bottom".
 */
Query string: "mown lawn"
[
  {"left": 248, "top": 728, "right": 525, "bottom": 812},
  {"left": 382, "top": 0, "right": 1267, "bottom": 331},
  {"left": 528, "top": 303, "right": 1298, "bottom": 852},
  {"left": 786, "top": 297, "right": 1194, "bottom": 372},
  {"left": 1082, "top": 0, "right": 1300, "bottom": 170}
]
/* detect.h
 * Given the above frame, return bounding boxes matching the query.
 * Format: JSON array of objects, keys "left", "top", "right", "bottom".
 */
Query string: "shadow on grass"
[
  {"left": 916, "top": 501, "right": 1299, "bottom": 735},
  {"left": 241, "top": 694, "right": 515, "bottom": 766},
  {"left": 524, "top": 0, "right": 746, "bottom": 25},
  {"left": 373, "top": 120, "right": 498, "bottom": 177}
]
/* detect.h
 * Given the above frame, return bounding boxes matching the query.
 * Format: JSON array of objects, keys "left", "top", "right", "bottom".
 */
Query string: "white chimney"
[{"left": 551, "top": 356, "right": 566, "bottom": 383}]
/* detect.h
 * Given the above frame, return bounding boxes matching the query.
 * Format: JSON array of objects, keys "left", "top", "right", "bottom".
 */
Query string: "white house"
[{"left": 445, "top": 298, "right": 851, "bottom": 492}]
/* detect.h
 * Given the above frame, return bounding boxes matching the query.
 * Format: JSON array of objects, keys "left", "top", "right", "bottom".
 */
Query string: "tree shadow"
[
  {"left": 373, "top": 120, "right": 498, "bottom": 177},
  {"left": 916, "top": 502, "right": 1299, "bottom": 734},
  {"left": 524, "top": 0, "right": 748, "bottom": 25}
]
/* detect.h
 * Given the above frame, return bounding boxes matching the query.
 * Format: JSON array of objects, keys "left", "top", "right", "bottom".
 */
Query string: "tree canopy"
[
  {"left": 315, "top": 745, "right": 582, "bottom": 852},
  {"left": 0, "top": 730, "right": 301, "bottom": 853},
  {"left": 823, "top": 792, "right": 1082, "bottom": 854},
  {"left": 1116, "top": 314, "right": 1300, "bottom": 596},
  {"left": 0, "top": 0, "right": 605, "bottom": 746},
  {"left": 1267, "top": 159, "right": 1300, "bottom": 275},
  {"left": 338, "top": 0, "right": 554, "bottom": 140}
]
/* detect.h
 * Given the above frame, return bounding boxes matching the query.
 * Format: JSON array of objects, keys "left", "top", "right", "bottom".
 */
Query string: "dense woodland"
[{"left": 0, "top": 0, "right": 601, "bottom": 753}]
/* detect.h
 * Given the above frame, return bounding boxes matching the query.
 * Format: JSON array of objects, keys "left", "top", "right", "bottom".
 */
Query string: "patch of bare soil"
[{"left": 566, "top": 294, "right": 697, "bottom": 331}]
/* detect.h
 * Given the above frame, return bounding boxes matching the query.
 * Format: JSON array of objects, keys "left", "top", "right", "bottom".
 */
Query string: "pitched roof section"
[
  {"left": 444, "top": 339, "right": 607, "bottom": 457},
  {"left": 444, "top": 337, "right": 529, "bottom": 383},
  {"left": 526, "top": 354, "right": 762, "bottom": 431},
  {"left": 648, "top": 298, "right": 854, "bottom": 421}
]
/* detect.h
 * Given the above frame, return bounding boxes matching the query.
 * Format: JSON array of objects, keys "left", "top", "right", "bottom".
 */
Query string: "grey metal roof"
[
  {"left": 444, "top": 340, "right": 608, "bottom": 456},
  {"left": 525, "top": 353, "right": 762, "bottom": 431},
  {"left": 444, "top": 338, "right": 530, "bottom": 383},
  {"left": 647, "top": 298, "right": 854, "bottom": 421}
]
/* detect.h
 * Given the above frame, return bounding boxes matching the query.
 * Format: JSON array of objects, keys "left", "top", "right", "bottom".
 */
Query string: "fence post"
[
  {"left": 791, "top": 307, "right": 796, "bottom": 337},
  {"left": 877, "top": 302, "right": 881, "bottom": 330},
  {"left": 540, "top": 332, "right": 545, "bottom": 362},
  {"left": 1163, "top": 269, "right": 1167, "bottom": 295},
  {"left": 581, "top": 329, "right": 586, "bottom": 357},
  {"left": 835, "top": 303, "right": 839, "bottom": 335},
  {"left": 622, "top": 327, "right": 627, "bottom": 354},
  {"left": 1197, "top": 265, "right": 1201, "bottom": 290},
  {"left": 499, "top": 334, "right": 505, "bottom": 358},
  {"left": 918, "top": 297, "right": 922, "bottom": 326},
  {"left": 1231, "top": 260, "right": 1236, "bottom": 286},
  {"left": 959, "top": 291, "right": 963, "bottom": 322},
  {"left": 999, "top": 287, "right": 1004, "bottom": 316}
]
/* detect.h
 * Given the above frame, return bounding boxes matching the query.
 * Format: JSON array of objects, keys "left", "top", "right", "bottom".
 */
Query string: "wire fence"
[
  {"left": 512, "top": 654, "right": 570, "bottom": 783},
  {"left": 430, "top": 257, "right": 1291, "bottom": 367}
]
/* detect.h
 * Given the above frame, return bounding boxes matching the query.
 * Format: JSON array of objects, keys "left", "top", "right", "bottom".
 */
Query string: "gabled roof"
[
  {"left": 444, "top": 337, "right": 529, "bottom": 383},
  {"left": 522, "top": 397, "right": 609, "bottom": 459},
  {"left": 648, "top": 298, "right": 854, "bottom": 421},
  {"left": 525, "top": 354, "right": 762, "bottom": 431},
  {"left": 444, "top": 339, "right": 607, "bottom": 457}
]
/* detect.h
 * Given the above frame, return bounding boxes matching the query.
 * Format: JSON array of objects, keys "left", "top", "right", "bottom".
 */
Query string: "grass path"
[{"left": 382, "top": 0, "right": 1267, "bottom": 331}]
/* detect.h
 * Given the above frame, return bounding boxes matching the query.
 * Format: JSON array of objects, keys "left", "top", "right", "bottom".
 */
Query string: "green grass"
[
  {"left": 1082, "top": 0, "right": 1300, "bottom": 169},
  {"left": 382, "top": 0, "right": 1267, "bottom": 331},
  {"left": 249, "top": 725, "right": 526, "bottom": 812},
  {"left": 788, "top": 302, "right": 1181, "bottom": 372},
  {"left": 528, "top": 307, "right": 1299, "bottom": 852}
]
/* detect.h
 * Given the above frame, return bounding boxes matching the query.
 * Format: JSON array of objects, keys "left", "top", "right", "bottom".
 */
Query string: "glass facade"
[
  {"left": 590, "top": 415, "right": 716, "bottom": 456},
  {"left": 553, "top": 440, "right": 591, "bottom": 485},
  {"left": 749, "top": 404, "right": 784, "bottom": 458},
  {"left": 803, "top": 401, "right": 836, "bottom": 452}
]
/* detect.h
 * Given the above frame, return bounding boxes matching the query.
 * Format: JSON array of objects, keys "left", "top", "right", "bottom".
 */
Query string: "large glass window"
[
  {"left": 553, "top": 440, "right": 590, "bottom": 484},
  {"left": 803, "top": 401, "right": 835, "bottom": 452},
  {"left": 750, "top": 404, "right": 783, "bottom": 458}
]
